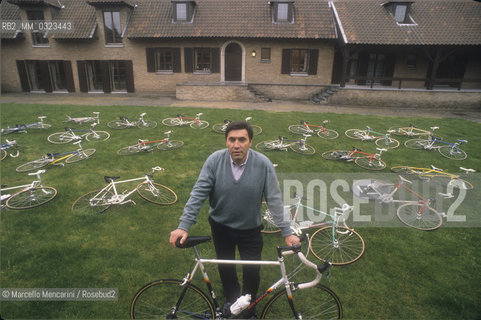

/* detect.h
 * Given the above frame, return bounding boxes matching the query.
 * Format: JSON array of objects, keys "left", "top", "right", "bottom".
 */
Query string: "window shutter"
[
  {"left": 281, "top": 49, "right": 291, "bottom": 74},
  {"left": 173, "top": 48, "right": 181, "bottom": 73},
  {"left": 125, "top": 60, "right": 135, "bottom": 92},
  {"left": 40, "top": 61, "right": 52, "bottom": 93},
  {"left": 184, "top": 48, "right": 193, "bottom": 73},
  {"left": 16, "top": 60, "right": 30, "bottom": 92},
  {"left": 146, "top": 48, "right": 155, "bottom": 72},
  {"left": 357, "top": 53, "right": 369, "bottom": 85},
  {"left": 211, "top": 48, "right": 220, "bottom": 73},
  {"left": 288, "top": 3, "right": 294, "bottom": 22},
  {"left": 308, "top": 49, "right": 319, "bottom": 75},
  {"left": 77, "top": 61, "right": 88, "bottom": 92},
  {"left": 63, "top": 60, "right": 75, "bottom": 92},
  {"left": 100, "top": 61, "right": 111, "bottom": 93}
]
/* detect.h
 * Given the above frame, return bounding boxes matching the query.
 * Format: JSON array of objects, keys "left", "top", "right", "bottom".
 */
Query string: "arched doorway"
[{"left": 224, "top": 43, "right": 242, "bottom": 81}]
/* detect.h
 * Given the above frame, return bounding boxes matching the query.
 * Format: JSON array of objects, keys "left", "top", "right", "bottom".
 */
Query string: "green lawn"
[{"left": 1, "top": 102, "right": 480, "bottom": 319}]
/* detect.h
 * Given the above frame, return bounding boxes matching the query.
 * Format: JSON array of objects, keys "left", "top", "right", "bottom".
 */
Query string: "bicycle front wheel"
[
  {"left": 355, "top": 157, "right": 386, "bottom": 170},
  {"left": 136, "top": 182, "right": 177, "bottom": 205},
  {"left": 289, "top": 143, "right": 315, "bottom": 155},
  {"left": 317, "top": 129, "right": 339, "bottom": 140},
  {"left": 321, "top": 150, "right": 349, "bottom": 160},
  {"left": 29, "top": 123, "right": 52, "bottom": 129},
  {"left": 107, "top": 120, "right": 129, "bottom": 129},
  {"left": 212, "top": 123, "right": 226, "bottom": 133},
  {"left": 65, "top": 148, "right": 96, "bottom": 163},
  {"left": 162, "top": 118, "right": 181, "bottom": 126},
  {"left": 6, "top": 187, "right": 57, "bottom": 209},
  {"left": 261, "top": 284, "right": 342, "bottom": 319},
  {"left": 16, "top": 159, "right": 49, "bottom": 172},
  {"left": 251, "top": 125, "right": 263, "bottom": 136},
  {"left": 375, "top": 137, "right": 399, "bottom": 149},
  {"left": 345, "top": 129, "right": 366, "bottom": 140},
  {"left": 261, "top": 202, "right": 280, "bottom": 234},
  {"left": 130, "top": 279, "right": 214, "bottom": 320},
  {"left": 391, "top": 166, "right": 414, "bottom": 175},
  {"left": 255, "top": 141, "right": 279, "bottom": 152},
  {"left": 86, "top": 131, "right": 110, "bottom": 142},
  {"left": 72, "top": 190, "right": 113, "bottom": 214},
  {"left": 397, "top": 203, "right": 442, "bottom": 231},
  {"left": 118, "top": 145, "right": 141, "bottom": 156},
  {"left": 190, "top": 120, "right": 209, "bottom": 129},
  {"left": 288, "top": 124, "right": 312, "bottom": 135},
  {"left": 309, "top": 226, "right": 365, "bottom": 266},
  {"left": 137, "top": 120, "right": 157, "bottom": 129},
  {"left": 438, "top": 145, "right": 467, "bottom": 160},
  {"left": 157, "top": 140, "right": 184, "bottom": 151},
  {"left": 47, "top": 132, "right": 74, "bottom": 144},
  {"left": 1, "top": 149, "right": 7, "bottom": 160},
  {"left": 404, "top": 139, "right": 429, "bottom": 149},
  {"left": 448, "top": 179, "right": 474, "bottom": 190}
]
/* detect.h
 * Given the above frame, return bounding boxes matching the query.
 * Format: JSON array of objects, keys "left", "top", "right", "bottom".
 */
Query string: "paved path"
[{"left": 1, "top": 92, "right": 480, "bottom": 122}]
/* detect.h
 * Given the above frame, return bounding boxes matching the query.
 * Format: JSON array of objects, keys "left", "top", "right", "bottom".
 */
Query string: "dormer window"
[
  {"left": 383, "top": 1, "right": 415, "bottom": 24},
  {"left": 172, "top": 0, "right": 196, "bottom": 23},
  {"left": 271, "top": 0, "right": 294, "bottom": 24}
]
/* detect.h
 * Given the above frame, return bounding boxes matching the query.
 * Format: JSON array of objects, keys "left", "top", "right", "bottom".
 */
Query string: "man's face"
[{"left": 226, "top": 129, "right": 252, "bottom": 165}]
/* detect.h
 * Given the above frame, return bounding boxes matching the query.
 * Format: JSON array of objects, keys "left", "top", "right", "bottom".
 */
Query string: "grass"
[{"left": 1, "top": 102, "right": 480, "bottom": 319}]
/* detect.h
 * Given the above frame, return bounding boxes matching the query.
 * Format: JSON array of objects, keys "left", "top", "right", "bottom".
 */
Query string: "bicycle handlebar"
[
  {"left": 460, "top": 167, "right": 475, "bottom": 173},
  {"left": 151, "top": 167, "right": 164, "bottom": 173},
  {"left": 28, "top": 169, "right": 46, "bottom": 176},
  {"left": 430, "top": 165, "right": 443, "bottom": 171}
]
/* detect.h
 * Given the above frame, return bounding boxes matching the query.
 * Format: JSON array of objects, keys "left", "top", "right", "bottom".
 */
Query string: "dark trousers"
[{"left": 209, "top": 217, "right": 263, "bottom": 303}]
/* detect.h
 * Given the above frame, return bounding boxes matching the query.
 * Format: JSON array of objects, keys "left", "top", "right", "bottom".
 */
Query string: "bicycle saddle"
[
  {"left": 104, "top": 176, "right": 120, "bottom": 183},
  {"left": 175, "top": 236, "right": 211, "bottom": 249}
]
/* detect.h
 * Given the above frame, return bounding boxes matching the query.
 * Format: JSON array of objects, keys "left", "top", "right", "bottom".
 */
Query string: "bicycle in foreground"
[
  {"left": 71, "top": 167, "right": 177, "bottom": 214},
  {"left": 130, "top": 236, "right": 342, "bottom": 319},
  {"left": 47, "top": 123, "right": 110, "bottom": 144},
  {"left": 108, "top": 113, "right": 157, "bottom": 130},
  {"left": 321, "top": 147, "right": 387, "bottom": 170},
  {"left": 212, "top": 117, "right": 262, "bottom": 135},
  {"left": 16, "top": 141, "right": 95, "bottom": 172},
  {"left": 1, "top": 139, "right": 19, "bottom": 160},
  {"left": 256, "top": 134, "right": 315, "bottom": 155},
  {"left": 162, "top": 113, "right": 209, "bottom": 129},
  {"left": 345, "top": 126, "right": 399, "bottom": 149},
  {"left": 404, "top": 128, "right": 468, "bottom": 160},
  {"left": 1, "top": 116, "right": 51, "bottom": 135},
  {"left": 64, "top": 112, "right": 100, "bottom": 125},
  {"left": 262, "top": 193, "right": 365, "bottom": 265},
  {"left": 353, "top": 175, "right": 448, "bottom": 231},
  {"left": 288, "top": 120, "right": 339, "bottom": 140},
  {"left": 1, "top": 170, "right": 57, "bottom": 210},
  {"left": 391, "top": 165, "right": 475, "bottom": 190},
  {"left": 117, "top": 131, "right": 184, "bottom": 155}
]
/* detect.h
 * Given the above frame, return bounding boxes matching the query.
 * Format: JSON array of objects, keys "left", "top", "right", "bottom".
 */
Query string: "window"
[
  {"left": 103, "top": 11, "right": 122, "bottom": 44},
  {"left": 86, "top": 61, "right": 104, "bottom": 91},
  {"left": 384, "top": 2, "right": 414, "bottom": 24},
  {"left": 176, "top": 3, "right": 187, "bottom": 20},
  {"left": 155, "top": 48, "right": 173, "bottom": 71},
  {"left": 26, "top": 10, "right": 49, "bottom": 46},
  {"left": 48, "top": 61, "right": 68, "bottom": 91},
  {"left": 25, "top": 61, "right": 46, "bottom": 91},
  {"left": 407, "top": 54, "right": 416, "bottom": 69},
  {"left": 394, "top": 4, "right": 408, "bottom": 23},
  {"left": 261, "top": 48, "right": 271, "bottom": 62},
  {"left": 194, "top": 48, "right": 212, "bottom": 72},
  {"left": 110, "top": 61, "right": 127, "bottom": 92},
  {"left": 272, "top": 1, "right": 294, "bottom": 23},
  {"left": 16, "top": 60, "right": 74, "bottom": 93},
  {"left": 291, "top": 49, "right": 309, "bottom": 73},
  {"left": 172, "top": 1, "right": 195, "bottom": 23},
  {"left": 80, "top": 60, "right": 134, "bottom": 93}
]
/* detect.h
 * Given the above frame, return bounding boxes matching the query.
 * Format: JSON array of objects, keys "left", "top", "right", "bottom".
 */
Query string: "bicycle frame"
[
  {"left": 65, "top": 112, "right": 99, "bottom": 124},
  {"left": 301, "top": 120, "right": 329, "bottom": 134},
  {"left": 176, "top": 241, "right": 324, "bottom": 318},
  {"left": 0, "top": 170, "right": 46, "bottom": 201},
  {"left": 175, "top": 113, "right": 203, "bottom": 125}
]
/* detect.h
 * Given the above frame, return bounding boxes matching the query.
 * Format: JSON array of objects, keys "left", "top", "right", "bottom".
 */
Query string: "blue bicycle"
[
  {"left": 1, "top": 139, "right": 19, "bottom": 160},
  {"left": 47, "top": 123, "right": 110, "bottom": 144},
  {"left": 1, "top": 116, "right": 51, "bottom": 135},
  {"left": 404, "top": 127, "right": 467, "bottom": 160}
]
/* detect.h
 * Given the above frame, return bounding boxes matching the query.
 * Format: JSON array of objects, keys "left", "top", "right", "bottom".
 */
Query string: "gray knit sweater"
[{"left": 178, "top": 149, "right": 292, "bottom": 237}]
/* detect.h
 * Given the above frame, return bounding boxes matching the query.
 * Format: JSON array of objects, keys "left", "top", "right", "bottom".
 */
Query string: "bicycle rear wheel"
[
  {"left": 309, "top": 226, "right": 365, "bottom": 266},
  {"left": 255, "top": 141, "right": 280, "bottom": 152},
  {"left": 448, "top": 178, "right": 474, "bottom": 190},
  {"left": 317, "top": 129, "right": 339, "bottom": 140},
  {"left": 157, "top": 140, "right": 184, "bottom": 151},
  {"left": 190, "top": 120, "right": 209, "bottom": 129},
  {"left": 118, "top": 145, "right": 141, "bottom": 156},
  {"left": 397, "top": 203, "right": 442, "bottom": 231},
  {"left": 288, "top": 124, "right": 312, "bottom": 135},
  {"left": 16, "top": 159, "right": 49, "bottom": 172},
  {"left": 251, "top": 125, "right": 263, "bottom": 135},
  {"left": 47, "top": 132, "right": 74, "bottom": 144},
  {"left": 212, "top": 123, "right": 226, "bottom": 133},
  {"left": 130, "top": 279, "right": 214, "bottom": 320},
  {"left": 345, "top": 129, "right": 365, "bottom": 140},
  {"left": 404, "top": 139, "right": 429, "bottom": 149},
  {"left": 6, "top": 187, "right": 57, "bottom": 209},
  {"left": 162, "top": 118, "right": 181, "bottom": 126},
  {"left": 438, "top": 145, "right": 467, "bottom": 160},
  {"left": 289, "top": 143, "right": 315, "bottom": 155},
  {"left": 137, "top": 120, "right": 157, "bottom": 129},
  {"left": 65, "top": 148, "right": 96, "bottom": 163},
  {"left": 29, "top": 123, "right": 52, "bottom": 129},
  {"left": 321, "top": 150, "right": 349, "bottom": 160},
  {"left": 261, "top": 201, "right": 280, "bottom": 234},
  {"left": 86, "top": 131, "right": 110, "bottom": 142},
  {"left": 261, "top": 284, "right": 342, "bottom": 319},
  {"left": 71, "top": 190, "right": 113, "bottom": 214},
  {"left": 355, "top": 157, "right": 386, "bottom": 170},
  {"left": 375, "top": 137, "right": 399, "bottom": 149},
  {"left": 391, "top": 166, "right": 414, "bottom": 175},
  {"left": 136, "top": 182, "right": 177, "bottom": 205},
  {"left": 107, "top": 120, "right": 129, "bottom": 129},
  {"left": 1, "top": 149, "right": 6, "bottom": 160}
]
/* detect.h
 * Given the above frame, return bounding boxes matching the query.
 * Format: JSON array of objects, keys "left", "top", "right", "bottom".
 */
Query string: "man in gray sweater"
[{"left": 169, "top": 121, "right": 299, "bottom": 316}]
